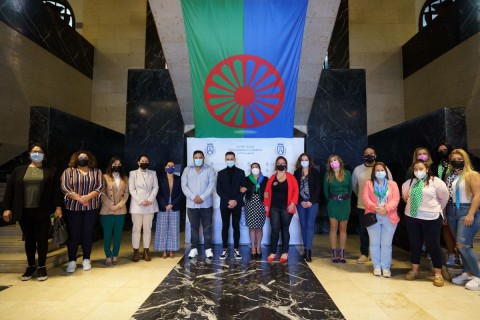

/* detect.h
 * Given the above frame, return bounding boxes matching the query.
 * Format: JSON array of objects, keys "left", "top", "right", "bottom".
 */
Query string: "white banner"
[{"left": 185, "top": 137, "right": 305, "bottom": 245}]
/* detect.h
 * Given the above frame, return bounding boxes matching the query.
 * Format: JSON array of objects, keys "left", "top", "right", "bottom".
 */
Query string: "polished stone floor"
[{"left": 132, "top": 246, "right": 344, "bottom": 319}]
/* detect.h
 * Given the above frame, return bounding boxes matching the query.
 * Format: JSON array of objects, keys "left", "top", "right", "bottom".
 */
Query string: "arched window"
[
  {"left": 43, "top": 0, "right": 75, "bottom": 28},
  {"left": 419, "top": 0, "right": 455, "bottom": 29}
]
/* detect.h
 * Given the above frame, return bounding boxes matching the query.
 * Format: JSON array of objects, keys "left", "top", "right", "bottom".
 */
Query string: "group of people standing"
[{"left": 2, "top": 143, "right": 480, "bottom": 291}]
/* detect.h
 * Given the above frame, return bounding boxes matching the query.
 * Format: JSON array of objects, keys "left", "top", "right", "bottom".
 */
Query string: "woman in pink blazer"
[{"left": 362, "top": 162, "right": 400, "bottom": 278}]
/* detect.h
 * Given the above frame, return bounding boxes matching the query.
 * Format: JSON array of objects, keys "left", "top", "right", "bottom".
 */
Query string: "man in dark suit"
[{"left": 216, "top": 151, "right": 245, "bottom": 260}]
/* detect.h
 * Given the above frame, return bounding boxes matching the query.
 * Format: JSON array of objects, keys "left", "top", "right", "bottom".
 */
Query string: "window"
[
  {"left": 43, "top": 0, "right": 75, "bottom": 28},
  {"left": 419, "top": 0, "right": 455, "bottom": 29}
]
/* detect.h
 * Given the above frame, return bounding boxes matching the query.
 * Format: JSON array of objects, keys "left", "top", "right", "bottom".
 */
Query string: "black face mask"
[
  {"left": 77, "top": 159, "right": 89, "bottom": 167},
  {"left": 276, "top": 164, "right": 286, "bottom": 171},
  {"left": 139, "top": 163, "right": 149, "bottom": 170},
  {"left": 112, "top": 165, "right": 122, "bottom": 172},
  {"left": 437, "top": 150, "right": 449, "bottom": 160},
  {"left": 364, "top": 154, "right": 376, "bottom": 163},
  {"left": 450, "top": 159, "right": 464, "bottom": 170}
]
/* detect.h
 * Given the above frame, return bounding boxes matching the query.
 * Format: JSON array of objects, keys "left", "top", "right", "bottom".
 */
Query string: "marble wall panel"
[
  {"left": 326, "top": 0, "right": 349, "bottom": 69},
  {"left": 145, "top": 1, "right": 166, "bottom": 69}
]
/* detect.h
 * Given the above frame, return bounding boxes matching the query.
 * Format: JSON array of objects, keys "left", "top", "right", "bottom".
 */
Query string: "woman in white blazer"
[{"left": 129, "top": 154, "right": 159, "bottom": 262}]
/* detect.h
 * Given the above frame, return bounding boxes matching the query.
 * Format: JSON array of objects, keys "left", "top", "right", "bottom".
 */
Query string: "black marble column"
[
  {"left": 326, "top": 0, "right": 349, "bottom": 69},
  {"left": 145, "top": 1, "right": 166, "bottom": 69}
]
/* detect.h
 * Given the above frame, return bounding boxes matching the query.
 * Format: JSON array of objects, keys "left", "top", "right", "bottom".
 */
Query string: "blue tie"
[{"left": 455, "top": 177, "right": 461, "bottom": 209}]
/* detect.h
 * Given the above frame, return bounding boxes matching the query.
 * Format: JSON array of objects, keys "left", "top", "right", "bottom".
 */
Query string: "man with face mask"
[
  {"left": 181, "top": 150, "right": 217, "bottom": 259},
  {"left": 216, "top": 151, "right": 246, "bottom": 260},
  {"left": 352, "top": 146, "right": 392, "bottom": 264}
]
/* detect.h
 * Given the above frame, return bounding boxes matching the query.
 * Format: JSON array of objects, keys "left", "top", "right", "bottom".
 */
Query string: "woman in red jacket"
[
  {"left": 362, "top": 162, "right": 400, "bottom": 278},
  {"left": 264, "top": 156, "right": 299, "bottom": 263}
]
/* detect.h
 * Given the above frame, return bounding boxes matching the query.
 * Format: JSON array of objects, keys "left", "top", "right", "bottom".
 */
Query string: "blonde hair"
[
  {"left": 449, "top": 148, "right": 478, "bottom": 199},
  {"left": 411, "top": 147, "right": 433, "bottom": 166},
  {"left": 326, "top": 155, "right": 345, "bottom": 182}
]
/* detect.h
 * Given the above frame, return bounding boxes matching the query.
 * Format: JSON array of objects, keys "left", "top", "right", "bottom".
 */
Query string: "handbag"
[
  {"left": 52, "top": 217, "right": 68, "bottom": 245},
  {"left": 362, "top": 212, "right": 378, "bottom": 228}
]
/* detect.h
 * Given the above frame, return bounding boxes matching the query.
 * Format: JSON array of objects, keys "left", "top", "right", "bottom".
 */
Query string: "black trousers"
[
  {"left": 19, "top": 208, "right": 51, "bottom": 267},
  {"left": 220, "top": 206, "right": 242, "bottom": 249},
  {"left": 64, "top": 209, "right": 99, "bottom": 261},
  {"left": 270, "top": 207, "right": 293, "bottom": 254},
  {"left": 405, "top": 215, "right": 443, "bottom": 269}
]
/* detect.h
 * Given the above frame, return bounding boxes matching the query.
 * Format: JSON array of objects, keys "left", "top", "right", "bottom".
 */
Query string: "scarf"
[
  {"left": 373, "top": 178, "right": 388, "bottom": 205},
  {"left": 410, "top": 177, "right": 426, "bottom": 218},
  {"left": 248, "top": 173, "right": 264, "bottom": 192},
  {"left": 437, "top": 161, "right": 451, "bottom": 180}
]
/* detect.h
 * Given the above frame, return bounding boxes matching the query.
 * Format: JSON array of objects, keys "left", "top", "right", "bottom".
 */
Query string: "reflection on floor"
[
  {"left": 132, "top": 245, "right": 344, "bottom": 319},
  {"left": 0, "top": 232, "right": 479, "bottom": 319}
]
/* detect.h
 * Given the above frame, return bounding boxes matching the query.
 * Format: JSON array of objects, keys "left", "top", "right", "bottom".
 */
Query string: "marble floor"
[{"left": 0, "top": 233, "right": 479, "bottom": 319}]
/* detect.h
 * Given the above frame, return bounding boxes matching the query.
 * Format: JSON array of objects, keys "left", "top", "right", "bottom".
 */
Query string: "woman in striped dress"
[{"left": 61, "top": 150, "right": 103, "bottom": 273}]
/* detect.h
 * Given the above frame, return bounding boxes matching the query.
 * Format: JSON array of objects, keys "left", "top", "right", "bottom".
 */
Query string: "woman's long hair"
[
  {"left": 449, "top": 149, "right": 478, "bottom": 199},
  {"left": 105, "top": 156, "right": 126, "bottom": 180},
  {"left": 326, "top": 155, "right": 345, "bottom": 182}
]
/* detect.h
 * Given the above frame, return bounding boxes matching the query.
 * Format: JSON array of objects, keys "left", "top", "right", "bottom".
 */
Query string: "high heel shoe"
[
  {"left": 162, "top": 251, "right": 167, "bottom": 259},
  {"left": 169, "top": 251, "right": 175, "bottom": 258},
  {"left": 306, "top": 249, "right": 312, "bottom": 263},
  {"left": 339, "top": 249, "right": 346, "bottom": 263},
  {"left": 331, "top": 249, "right": 339, "bottom": 263},
  {"left": 279, "top": 253, "right": 288, "bottom": 263},
  {"left": 267, "top": 254, "right": 276, "bottom": 262}
]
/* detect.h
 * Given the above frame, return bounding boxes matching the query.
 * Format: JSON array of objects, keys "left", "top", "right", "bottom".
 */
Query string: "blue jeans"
[
  {"left": 366, "top": 214, "right": 397, "bottom": 269},
  {"left": 357, "top": 208, "right": 369, "bottom": 256},
  {"left": 446, "top": 203, "right": 480, "bottom": 276},
  {"left": 297, "top": 203, "right": 318, "bottom": 250}
]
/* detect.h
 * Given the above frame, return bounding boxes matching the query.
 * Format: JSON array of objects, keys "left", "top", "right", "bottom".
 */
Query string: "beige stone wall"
[
  {"left": 81, "top": 0, "right": 147, "bottom": 134},
  {"left": 0, "top": 21, "right": 92, "bottom": 164},
  {"left": 404, "top": 32, "right": 480, "bottom": 156},
  {"left": 349, "top": 0, "right": 418, "bottom": 134}
]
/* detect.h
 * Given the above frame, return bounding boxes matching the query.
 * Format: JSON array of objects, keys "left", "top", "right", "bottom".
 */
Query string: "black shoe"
[
  {"left": 21, "top": 265, "right": 36, "bottom": 281},
  {"left": 220, "top": 249, "right": 228, "bottom": 260},
  {"left": 306, "top": 250, "right": 312, "bottom": 263},
  {"left": 37, "top": 266, "right": 48, "bottom": 281},
  {"left": 301, "top": 251, "right": 307, "bottom": 259}
]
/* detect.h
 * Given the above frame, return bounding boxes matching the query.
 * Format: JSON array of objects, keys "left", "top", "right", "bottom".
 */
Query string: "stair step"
[
  {"left": 0, "top": 247, "right": 68, "bottom": 273},
  {"left": 0, "top": 224, "right": 23, "bottom": 237}
]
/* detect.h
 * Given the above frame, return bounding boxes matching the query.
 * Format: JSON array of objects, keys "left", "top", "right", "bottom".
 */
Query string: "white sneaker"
[
  {"left": 205, "top": 248, "right": 213, "bottom": 259},
  {"left": 382, "top": 269, "right": 391, "bottom": 278},
  {"left": 465, "top": 276, "right": 480, "bottom": 291},
  {"left": 373, "top": 268, "right": 381, "bottom": 276},
  {"left": 82, "top": 259, "right": 92, "bottom": 271},
  {"left": 66, "top": 261, "right": 76, "bottom": 273},
  {"left": 357, "top": 255, "right": 368, "bottom": 264},
  {"left": 234, "top": 249, "right": 242, "bottom": 260},
  {"left": 188, "top": 248, "right": 198, "bottom": 259},
  {"left": 452, "top": 272, "right": 472, "bottom": 285}
]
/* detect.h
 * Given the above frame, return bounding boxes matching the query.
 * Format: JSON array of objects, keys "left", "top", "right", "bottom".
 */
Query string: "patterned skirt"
[{"left": 245, "top": 193, "right": 266, "bottom": 229}]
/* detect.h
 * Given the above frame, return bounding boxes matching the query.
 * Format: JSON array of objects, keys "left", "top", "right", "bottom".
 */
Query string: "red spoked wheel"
[{"left": 204, "top": 54, "right": 284, "bottom": 128}]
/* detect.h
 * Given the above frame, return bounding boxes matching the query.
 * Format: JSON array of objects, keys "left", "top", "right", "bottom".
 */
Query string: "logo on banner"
[
  {"left": 276, "top": 143, "right": 286, "bottom": 155},
  {"left": 205, "top": 143, "right": 216, "bottom": 156},
  {"left": 203, "top": 54, "right": 285, "bottom": 128}
]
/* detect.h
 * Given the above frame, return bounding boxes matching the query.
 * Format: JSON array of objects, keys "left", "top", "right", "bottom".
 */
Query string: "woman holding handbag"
[
  {"left": 100, "top": 157, "right": 129, "bottom": 266},
  {"left": 362, "top": 162, "right": 400, "bottom": 278},
  {"left": 2, "top": 143, "right": 62, "bottom": 281}
]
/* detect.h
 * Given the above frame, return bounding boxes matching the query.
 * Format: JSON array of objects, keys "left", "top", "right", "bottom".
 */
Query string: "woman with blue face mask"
[
  {"left": 362, "top": 162, "right": 400, "bottom": 278},
  {"left": 402, "top": 160, "right": 449, "bottom": 287},
  {"left": 154, "top": 160, "right": 183, "bottom": 258},
  {"left": 3, "top": 143, "right": 62, "bottom": 281}
]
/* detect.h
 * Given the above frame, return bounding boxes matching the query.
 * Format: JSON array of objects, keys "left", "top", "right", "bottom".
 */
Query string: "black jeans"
[
  {"left": 357, "top": 208, "right": 369, "bottom": 256},
  {"left": 405, "top": 215, "right": 443, "bottom": 269},
  {"left": 64, "top": 209, "right": 99, "bottom": 261},
  {"left": 19, "top": 208, "right": 51, "bottom": 267},
  {"left": 270, "top": 207, "right": 293, "bottom": 254},
  {"left": 187, "top": 207, "right": 213, "bottom": 250},
  {"left": 220, "top": 206, "right": 242, "bottom": 249}
]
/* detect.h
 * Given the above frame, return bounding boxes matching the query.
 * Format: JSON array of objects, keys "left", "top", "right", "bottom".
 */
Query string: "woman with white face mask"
[
  {"left": 402, "top": 161, "right": 449, "bottom": 287},
  {"left": 241, "top": 163, "right": 268, "bottom": 258}
]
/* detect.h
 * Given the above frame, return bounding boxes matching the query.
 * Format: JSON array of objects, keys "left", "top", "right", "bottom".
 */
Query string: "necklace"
[{"left": 30, "top": 166, "right": 41, "bottom": 176}]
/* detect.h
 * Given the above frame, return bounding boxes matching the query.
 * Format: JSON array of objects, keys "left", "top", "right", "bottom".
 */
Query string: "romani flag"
[{"left": 181, "top": 0, "right": 308, "bottom": 138}]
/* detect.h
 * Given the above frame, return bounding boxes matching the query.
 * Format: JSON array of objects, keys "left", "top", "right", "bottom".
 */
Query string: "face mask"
[
  {"left": 112, "top": 165, "right": 122, "bottom": 172},
  {"left": 437, "top": 149, "right": 448, "bottom": 159},
  {"left": 417, "top": 154, "right": 428, "bottom": 162},
  {"left": 330, "top": 160, "right": 340, "bottom": 170},
  {"left": 77, "top": 158, "right": 89, "bottom": 167},
  {"left": 139, "top": 163, "right": 149, "bottom": 170},
  {"left": 450, "top": 159, "right": 464, "bottom": 170},
  {"left": 194, "top": 159, "right": 203, "bottom": 167},
  {"left": 166, "top": 167, "right": 175, "bottom": 174},
  {"left": 276, "top": 164, "right": 286, "bottom": 171},
  {"left": 364, "top": 154, "right": 376, "bottom": 163},
  {"left": 375, "top": 171, "right": 386, "bottom": 180},
  {"left": 30, "top": 152, "right": 44, "bottom": 163},
  {"left": 414, "top": 170, "right": 427, "bottom": 180},
  {"left": 251, "top": 168, "right": 260, "bottom": 175},
  {"left": 226, "top": 160, "right": 235, "bottom": 168},
  {"left": 301, "top": 160, "right": 309, "bottom": 168}
]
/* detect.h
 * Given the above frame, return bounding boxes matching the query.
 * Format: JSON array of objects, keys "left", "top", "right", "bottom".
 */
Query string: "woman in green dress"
[{"left": 324, "top": 155, "right": 352, "bottom": 263}]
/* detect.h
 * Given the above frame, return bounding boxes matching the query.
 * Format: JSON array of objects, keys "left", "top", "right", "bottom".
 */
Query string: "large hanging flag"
[{"left": 182, "top": 0, "right": 308, "bottom": 138}]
